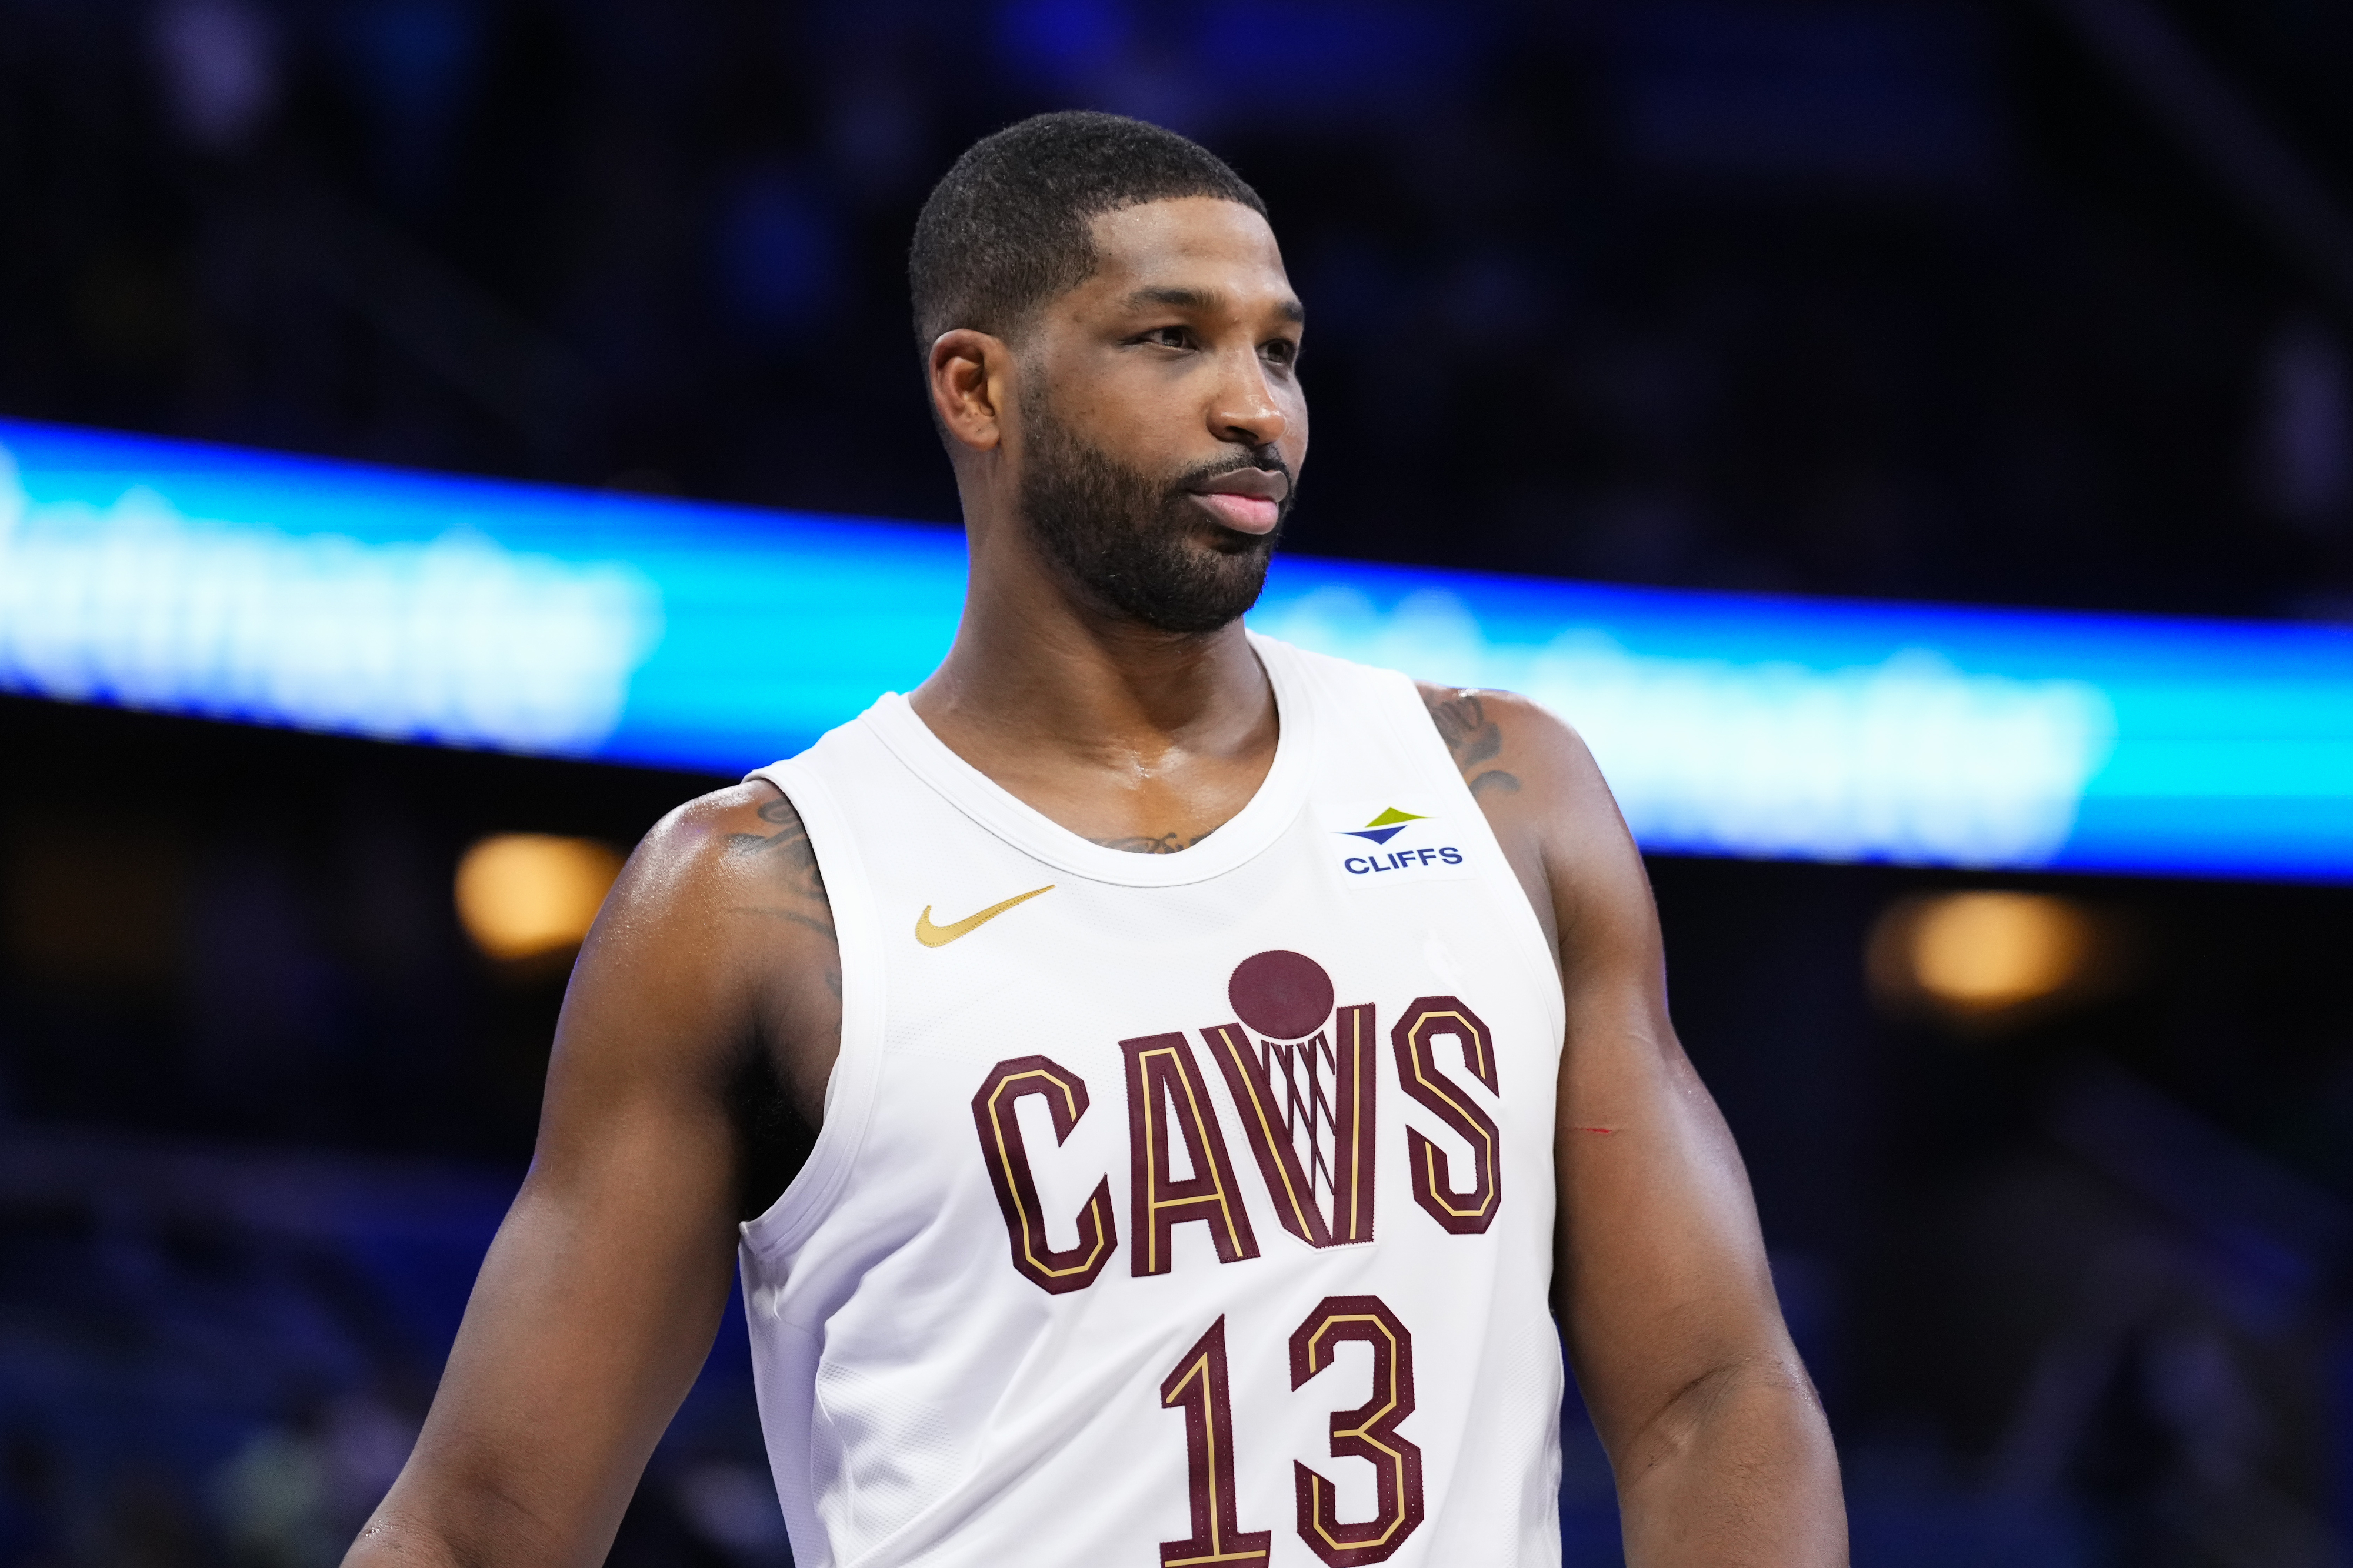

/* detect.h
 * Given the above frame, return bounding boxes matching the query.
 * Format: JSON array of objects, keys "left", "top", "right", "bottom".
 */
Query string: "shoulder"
[
  {"left": 566, "top": 779, "right": 839, "bottom": 1126},
  {"left": 582, "top": 780, "right": 836, "bottom": 976},
  {"left": 1414, "top": 682, "right": 1613, "bottom": 808},
  {"left": 1415, "top": 683, "right": 1652, "bottom": 955},
  {"left": 638, "top": 777, "right": 799, "bottom": 860},
  {"left": 621, "top": 780, "right": 824, "bottom": 900}
]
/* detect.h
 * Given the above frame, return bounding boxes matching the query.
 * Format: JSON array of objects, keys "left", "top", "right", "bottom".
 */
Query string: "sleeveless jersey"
[{"left": 739, "top": 634, "right": 1567, "bottom": 1568}]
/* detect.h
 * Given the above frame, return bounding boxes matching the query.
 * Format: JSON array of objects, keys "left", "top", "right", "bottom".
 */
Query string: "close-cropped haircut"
[{"left": 908, "top": 111, "right": 1266, "bottom": 354}]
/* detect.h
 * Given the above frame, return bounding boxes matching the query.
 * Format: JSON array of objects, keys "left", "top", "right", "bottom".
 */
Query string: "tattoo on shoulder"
[
  {"left": 725, "top": 793, "right": 836, "bottom": 938},
  {"left": 1087, "top": 826, "right": 1220, "bottom": 855},
  {"left": 1424, "top": 689, "right": 1522, "bottom": 798}
]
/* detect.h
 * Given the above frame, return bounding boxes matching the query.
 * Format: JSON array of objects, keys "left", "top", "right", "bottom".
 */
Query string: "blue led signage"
[{"left": 4, "top": 417, "right": 2349, "bottom": 880}]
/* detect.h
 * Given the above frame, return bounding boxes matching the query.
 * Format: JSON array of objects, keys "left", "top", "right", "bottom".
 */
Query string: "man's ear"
[{"left": 929, "top": 329, "right": 1013, "bottom": 454}]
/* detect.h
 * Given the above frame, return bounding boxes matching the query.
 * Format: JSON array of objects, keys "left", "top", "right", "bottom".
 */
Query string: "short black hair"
[{"left": 908, "top": 111, "right": 1267, "bottom": 353}]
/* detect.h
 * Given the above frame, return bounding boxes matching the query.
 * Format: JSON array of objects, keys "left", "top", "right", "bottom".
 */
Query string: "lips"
[
  {"left": 1186, "top": 467, "right": 1289, "bottom": 536},
  {"left": 1191, "top": 491, "right": 1281, "bottom": 532}
]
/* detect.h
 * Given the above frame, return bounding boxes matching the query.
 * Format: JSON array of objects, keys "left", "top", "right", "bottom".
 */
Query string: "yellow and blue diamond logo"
[{"left": 1338, "top": 807, "right": 1427, "bottom": 846}]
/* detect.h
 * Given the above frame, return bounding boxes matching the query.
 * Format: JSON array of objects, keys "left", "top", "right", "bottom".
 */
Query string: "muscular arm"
[
  {"left": 1424, "top": 688, "right": 1847, "bottom": 1567},
  {"left": 346, "top": 782, "right": 841, "bottom": 1568}
]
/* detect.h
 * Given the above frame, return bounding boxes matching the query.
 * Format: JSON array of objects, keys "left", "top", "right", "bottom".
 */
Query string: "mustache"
[{"left": 1167, "top": 447, "right": 1295, "bottom": 500}]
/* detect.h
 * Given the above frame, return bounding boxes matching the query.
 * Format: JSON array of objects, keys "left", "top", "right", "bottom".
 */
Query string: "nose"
[{"left": 1209, "top": 349, "right": 1288, "bottom": 451}]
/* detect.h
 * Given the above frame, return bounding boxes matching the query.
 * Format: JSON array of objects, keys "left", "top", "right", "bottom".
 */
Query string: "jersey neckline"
[{"left": 858, "top": 633, "right": 1315, "bottom": 889}]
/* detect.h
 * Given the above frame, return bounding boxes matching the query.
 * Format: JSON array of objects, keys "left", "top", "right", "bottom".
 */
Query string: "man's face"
[{"left": 1012, "top": 197, "right": 1307, "bottom": 634}]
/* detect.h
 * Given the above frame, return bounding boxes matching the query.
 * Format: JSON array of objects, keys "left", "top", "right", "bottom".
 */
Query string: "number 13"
[{"left": 1158, "top": 1296, "right": 1424, "bottom": 1568}]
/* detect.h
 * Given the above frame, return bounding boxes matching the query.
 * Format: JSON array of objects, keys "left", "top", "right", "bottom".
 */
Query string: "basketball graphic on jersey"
[{"left": 1208, "top": 950, "right": 1378, "bottom": 1252}]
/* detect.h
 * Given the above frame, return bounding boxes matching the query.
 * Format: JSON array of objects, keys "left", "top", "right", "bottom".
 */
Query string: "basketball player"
[{"left": 348, "top": 113, "right": 1844, "bottom": 1566}]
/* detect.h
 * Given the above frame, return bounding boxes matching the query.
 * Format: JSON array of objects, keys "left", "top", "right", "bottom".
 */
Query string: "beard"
[{"left": 1016, "top": 388, "right": 1294, "bottom": 636}]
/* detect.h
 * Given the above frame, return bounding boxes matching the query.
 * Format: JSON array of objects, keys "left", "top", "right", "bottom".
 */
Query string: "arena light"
[
  {"left": 1868, "top": 892, "right": 2096, "bottom": 1017},
  {"left": 5, "top": 416, "right": 2353, "bottom": 881},
  {"left": 454, "top": 834, "right": 625, "bottom": 962}
]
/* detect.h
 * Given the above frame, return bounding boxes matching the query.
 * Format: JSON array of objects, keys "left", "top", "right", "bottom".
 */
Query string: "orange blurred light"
[
  {"left": 1877, "top": 890, "right": 2093, "bottom": 1016},
  {"left": 453, "top": 833, "right": 624, "bottom": 962}
]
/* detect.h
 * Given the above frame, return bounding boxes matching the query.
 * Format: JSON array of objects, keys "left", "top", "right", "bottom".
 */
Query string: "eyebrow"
[{"left": 1124, "top": 285, "right": 1306, "bottom": 324}]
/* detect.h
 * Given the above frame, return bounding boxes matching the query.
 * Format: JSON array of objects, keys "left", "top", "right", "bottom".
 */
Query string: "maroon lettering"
[
  {"left": 1206, "top": 1003, "right": 1377, "bottom": 1250},
  {"left": 1158, "top": 1317, "right": 1274, "bottom": 1567},
  {"left": 969, "top": 1055, "right": 1118, "bottom": 1295},
  {"left": 1124, "top": 1032, "right": 1261, "bottom": 1276},
  {"left": 1289, "top": 1295, "right": 1425, "bottom": 1566},
  {"left": 1391, "top": 997, "right": 1502, "bottom": 1235}
]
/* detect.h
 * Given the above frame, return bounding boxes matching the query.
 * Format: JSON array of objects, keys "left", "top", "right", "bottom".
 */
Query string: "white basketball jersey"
[{"left": 740, "top": 634, "right": 1567, "bottom": 1568}]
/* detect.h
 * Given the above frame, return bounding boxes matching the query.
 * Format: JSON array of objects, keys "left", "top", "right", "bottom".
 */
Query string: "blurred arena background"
[{"left": 8, "top": 1, "right": 2353, "bottom": 1564}]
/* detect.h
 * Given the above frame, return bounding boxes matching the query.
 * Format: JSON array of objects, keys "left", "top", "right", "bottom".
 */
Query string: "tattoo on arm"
[
  {"left": 727, "top": 798, "right": 831, "bottom": 899},
  {"left": 725, "top": 794, "right": 842, "bottom": 983},
  {"left": 714, "top": 789, "right": 843, "bottom": 1185},
  {"left": 1426, "top": 690, "right": 1522, "bottom": 797},
  {"left": 1086, "top": 826, "right": 1220, "bottom": 855}
]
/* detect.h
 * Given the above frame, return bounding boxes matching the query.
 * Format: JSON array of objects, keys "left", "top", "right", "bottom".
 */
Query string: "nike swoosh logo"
[{"left": 914, "top": 884, "right": 1055, "bottom": 948}]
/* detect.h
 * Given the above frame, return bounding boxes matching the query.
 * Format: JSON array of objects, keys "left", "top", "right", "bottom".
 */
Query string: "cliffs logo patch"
[{"left": 1329, "top": 805, "right": 1472, "bottom": 879}]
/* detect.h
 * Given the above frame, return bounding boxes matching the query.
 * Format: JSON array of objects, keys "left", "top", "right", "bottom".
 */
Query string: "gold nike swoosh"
[{"left": 914, "top": 884, "right": 1055, "bottom": 948}]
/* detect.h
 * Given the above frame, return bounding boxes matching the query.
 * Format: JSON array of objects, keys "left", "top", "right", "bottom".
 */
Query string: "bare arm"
[
  {"left": 1425, "top": 687, "right": 1847, "bottom": 1567},
  {"left": 345, "top": 782, "right": 841, "bottom": 1568}
]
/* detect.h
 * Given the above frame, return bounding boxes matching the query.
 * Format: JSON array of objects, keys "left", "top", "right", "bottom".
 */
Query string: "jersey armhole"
[{"left": 735, "top": 758, "right": 888, "bottom": 1263}]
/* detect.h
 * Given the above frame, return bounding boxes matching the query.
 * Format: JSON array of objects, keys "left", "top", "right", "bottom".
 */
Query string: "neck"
[
  {"left": 905, "top": 503, "right": 1278, "bottom": 845},
  {"left": 915, "top": 533, "right": 1269, "bottom": 763}
]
